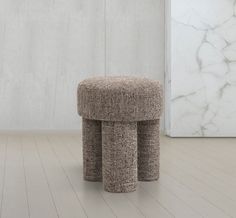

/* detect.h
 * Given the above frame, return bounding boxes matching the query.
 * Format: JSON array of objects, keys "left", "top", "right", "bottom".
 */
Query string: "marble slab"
[{"left": 166, "top": 0, "right": 236, "bottom": 136}]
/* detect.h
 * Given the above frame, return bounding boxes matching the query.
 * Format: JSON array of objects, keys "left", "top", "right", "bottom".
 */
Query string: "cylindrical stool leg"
[
  {"left": 102, "top": 121, "right": 137, "bottom": 193},
  {"left": 138, "top": 119, "right": 160, "bottom": 181},
  {"left": 82, "top": 118, "right": 102, "bottom": 181}
]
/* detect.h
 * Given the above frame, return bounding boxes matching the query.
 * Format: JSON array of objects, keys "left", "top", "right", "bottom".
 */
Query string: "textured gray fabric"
[
  {"left": 78, "top": 76, "right": 163, "bottom": 122},
  {"left": 138, "top": 120, "right": 160, "bottom": 181},
  {"left": 82, "top": 118, "right": 102, "bottom": 181},
  {"left": 102, "top": 121, "right": 137, "bottom": 193},
  {"left": 78, "top": 76, "right": 163, "bottom": 193}
]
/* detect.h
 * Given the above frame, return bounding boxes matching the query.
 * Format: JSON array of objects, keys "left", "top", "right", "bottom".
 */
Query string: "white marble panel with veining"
[{"left": 166, "top": 0, "right": 236, "bottom": 136}]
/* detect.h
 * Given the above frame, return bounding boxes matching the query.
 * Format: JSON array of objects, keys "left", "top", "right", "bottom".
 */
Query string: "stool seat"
[{"left": 77, "top": 76, "right": 163, "bottom": 121}]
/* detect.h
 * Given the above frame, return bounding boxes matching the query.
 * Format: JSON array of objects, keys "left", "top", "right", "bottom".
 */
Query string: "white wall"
[{"left": 0, "top": 0, "right": 165, "bottom": 130}]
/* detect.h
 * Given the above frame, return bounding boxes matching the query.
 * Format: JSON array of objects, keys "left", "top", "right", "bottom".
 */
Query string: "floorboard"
[{"left": 0, "top": 134, "right": 234, "bottom": 218}]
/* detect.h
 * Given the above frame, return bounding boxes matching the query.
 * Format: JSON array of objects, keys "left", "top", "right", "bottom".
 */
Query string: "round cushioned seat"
[{"left": 77, "top": 76, "right": 163, "bottom": 121}]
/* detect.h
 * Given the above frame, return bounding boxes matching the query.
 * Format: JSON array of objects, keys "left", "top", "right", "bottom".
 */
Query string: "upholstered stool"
[{"left": 77, "top": 76, "right": 163, "bottom": 193}]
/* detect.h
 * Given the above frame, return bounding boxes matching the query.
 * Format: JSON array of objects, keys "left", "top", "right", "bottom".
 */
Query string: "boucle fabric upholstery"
[
  {"left": 82, "top": 118, "right": 102, "bottom": 181},
  {"left": 102, "top": 121, "right": 137, "bottom": 193},
  {"left": 77, "top": 76, "right": 163, "bottom": 193},
  {"left": 77, "top": 76, "right": 163, "bottom": 122},
  {"left": 138, "top": 120, "right": 160, "bottom": 181}
]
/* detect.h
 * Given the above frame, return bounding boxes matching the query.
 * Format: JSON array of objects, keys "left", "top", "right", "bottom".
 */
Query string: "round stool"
[{"left": 77, "top": 76, "right": 163, "bottom": 193}]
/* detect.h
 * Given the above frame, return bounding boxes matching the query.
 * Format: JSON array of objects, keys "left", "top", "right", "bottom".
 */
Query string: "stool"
[{"left": 77, "top": 76, "right": 163, "bottom": 193}]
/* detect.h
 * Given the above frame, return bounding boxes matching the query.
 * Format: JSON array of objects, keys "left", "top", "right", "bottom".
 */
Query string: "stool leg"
[
  {"left": 82, "top": 118, "right": 102, "bottom": 181},
  {"left": 102, "top": 121, "right": 137, "bottom": 193},
  {"left": 138, "top": 119, "right": 160, "bottom": 181}
]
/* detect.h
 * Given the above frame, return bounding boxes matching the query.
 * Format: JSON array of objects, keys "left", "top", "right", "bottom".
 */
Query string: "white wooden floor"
[{"left": 0, "top": 134, "right": 235, "bottom": 218}]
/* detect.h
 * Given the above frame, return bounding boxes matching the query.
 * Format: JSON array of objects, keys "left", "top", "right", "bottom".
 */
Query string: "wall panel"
[
  {"left": 106, "top": 0, "right": 165, "bottom": 81},
  {"left": 0, "top": 0, "right": 164, "bottom": 130},
  {"left": 0, "top": 0, "right": 105, "bottom": 130},
  {"left": 166, "top": 0, "right": 236, "bottom": 136}
]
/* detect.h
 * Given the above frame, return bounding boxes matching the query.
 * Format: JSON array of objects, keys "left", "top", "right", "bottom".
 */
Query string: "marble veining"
[{"left": 166, "top": 0, "right": 236, "bottom": 136}]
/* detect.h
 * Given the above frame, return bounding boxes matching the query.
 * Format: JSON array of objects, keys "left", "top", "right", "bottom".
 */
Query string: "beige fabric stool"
[{"left": 77, "top": 76, "right": 163, "bottom": 193}]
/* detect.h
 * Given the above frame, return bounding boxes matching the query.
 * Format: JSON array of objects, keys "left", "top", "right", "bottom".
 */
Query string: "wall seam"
[{"left": 104, "top": 0, "right": 107, "bottom": 76}]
